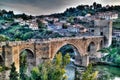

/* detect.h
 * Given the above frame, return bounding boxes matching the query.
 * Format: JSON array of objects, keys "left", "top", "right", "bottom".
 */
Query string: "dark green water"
[{"left": 94, "top": 65, "right": 120, "bottom": 80}]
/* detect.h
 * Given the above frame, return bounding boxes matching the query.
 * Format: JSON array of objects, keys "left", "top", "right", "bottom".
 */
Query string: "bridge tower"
[{"left": 93, "top": 20, "right": 112, "bottom": 47}]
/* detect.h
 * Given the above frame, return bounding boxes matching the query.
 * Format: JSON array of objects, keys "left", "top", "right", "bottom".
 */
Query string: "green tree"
[
  {"left": 0, "top": 35, "right": 9, "bottom": 42},
  {"left": 30, "top": 67, "right": 40, "bottom": 80},
  {"left": 22, "top": 32, "right": 33, "bottom": 40},
  {"left": 9, "top": 62, "right": 19, "bottom": 80},
  {"left": 20, "top": 51, "right": 28, "bottom": 80},
  {"left": 30, "top": 52, "right": 70, "bottom": 80},
  {"left": 37, "top": 19, "right": 46, "bottom": 29},
  {"left": 98, "top": 47, "right": 118, "bottom": 62},
  {"left": 63, "top": 53, "right": 71, "bottom": 67},
  {"left": 82, "top": 64, "right": 98, "bottom": 80}
]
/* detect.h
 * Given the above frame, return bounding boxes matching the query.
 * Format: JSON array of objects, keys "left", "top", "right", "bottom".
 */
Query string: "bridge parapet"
[
  {"left": 0, "top": 36, "right": 104, "bottom": 48},
  {"left": 48, "top": 36, "right": 103, "bottom": 42}
]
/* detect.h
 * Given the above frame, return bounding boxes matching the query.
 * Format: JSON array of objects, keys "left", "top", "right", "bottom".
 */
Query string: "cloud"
[
  {"left": 0, "top": 0, "right": 66, "bottom": 9},
  {"left": 0, "top": 0, "right": 68, "bottom": 15},
  {"left": 0, "top": 0, "right": 120, "bottom": 15}
]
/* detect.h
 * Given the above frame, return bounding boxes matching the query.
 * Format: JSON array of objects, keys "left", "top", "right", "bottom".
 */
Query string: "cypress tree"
[{"left": 9, "top": 62, "right": 19, "bottom": 80}]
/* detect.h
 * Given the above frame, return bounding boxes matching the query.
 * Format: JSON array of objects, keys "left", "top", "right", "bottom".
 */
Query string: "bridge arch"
[
  {"left": 53, "top": 44, "right": 82, "bottom": 65},
  {"left": 19, "top": 49, "right": 35, "bottom": 75},
  {"left": 87, "top": 42, "right": 96, "bottom": 55}
]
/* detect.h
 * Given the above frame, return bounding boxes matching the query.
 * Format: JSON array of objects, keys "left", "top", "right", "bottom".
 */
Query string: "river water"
[
  {"left": 65, "top": 62, "right": 76, "bottom": 80},
  {"left": 94, "top": 65, "right": 120, "bottom": 80},
  {"left": 66, "top": 64, "right": 120, "bottom": 80}
]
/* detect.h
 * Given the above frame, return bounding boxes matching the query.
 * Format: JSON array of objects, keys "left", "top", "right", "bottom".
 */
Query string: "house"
[
  {"left": 67, "top": 27, "right": 79, "bottom": 33},
  {"left": 47, "top": 24, "right": 55, "bottom": 31},
  {"left": 95, "top": 12, "right": 118, "bottom": 20},
  {"left": 85, "top": 13, "right": 91, "bottom": 17},
  {"left": 19, "top": 21, "right": 26, "bottom": 26},
  {"left": 76, "top": 16, "right": 84, "bottom": 20},
  {"left": 14, "top": 18, "right": 23, "bottom": 23},
  {"left": 72, "top": 24, "right": 88, "bottom": 33},
  {"left": 54, "top": 22, "right": 63, "bottom": 29},
  {"left": 29, "top": 22, "right": 39, "bottom": 30},
  {"left": 60, "top": 20, "right": 67, "bottom": 24},
  {"left": 53, "top": 18, "right": 59, "bottom": 22},
  {"left": 40, "top": 19, "right": 48, "bottom": 26},
  {"left": 3, "top": 13, "right": 13, "bottom": 18}
]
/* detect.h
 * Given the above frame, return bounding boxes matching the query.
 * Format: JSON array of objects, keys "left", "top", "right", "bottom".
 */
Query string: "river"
[
  {"left": 94, "top": 65, "right": 120, "bottom": 80},
  {"left": 66, "top": 63, "right": 120, "bottom": 80},
  {"left": 65, "top": 62, "right": 76, "bottom": 80}
]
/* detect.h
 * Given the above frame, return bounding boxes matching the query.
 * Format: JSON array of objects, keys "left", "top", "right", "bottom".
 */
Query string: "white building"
[
  {"left": 29, "top": 22, "right": 39, "bottom": 30},
  {"left": 14, "top": 18, "right": 23, "bottom": 23},
  {"left": 67, "top": 27, "right": 79, "bottom": 33}
]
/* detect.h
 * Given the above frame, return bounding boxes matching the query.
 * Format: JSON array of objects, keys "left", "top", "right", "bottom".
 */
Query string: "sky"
[{"left": 0, "top": 0, "right": 120, "bottom": 16}]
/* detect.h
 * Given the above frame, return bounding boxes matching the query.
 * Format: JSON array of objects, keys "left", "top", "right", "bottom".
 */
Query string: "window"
[
  {"left": 91, "top": 30, "right": 94, "bottom": 32},
  {"left": 100, "top": 32, "right": 103, "bottom": 36}
]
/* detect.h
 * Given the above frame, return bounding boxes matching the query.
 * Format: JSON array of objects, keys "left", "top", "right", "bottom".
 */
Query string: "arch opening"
[
  {"left": 87, "top": 42, "right": 96, "bottom": 55},
  {"left": 19, "top": 49, "right": 35, "bottom": 75},
  {"left": 87, "top": 42, "right": 96, "bottom": 62},
  {"left": 56, "top": 44, "right": 82, "bottom": 66}
]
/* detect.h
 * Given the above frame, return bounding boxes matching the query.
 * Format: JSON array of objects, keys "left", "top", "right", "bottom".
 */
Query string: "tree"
[
  {"left": 0, "top": 35, "right": 9, "bottom": 42},
  {"left": 29, "top": 52, "right": 70, "bottom": 80},
  {"left": 82, "top": 64, "right": 98, "bottom": 80},
  {"left": 20, "top": 51, "right": 28, "bottom": 80},
  {"left": 93, "top": 2, "right": 97, "bottom": 10},
  {"left": 63, "top": 53, "right": 71, "bottom": 67},
  {"left": 98, "top": 47, "right": 118, "bottom": 62},
  {"left": 22, "top": 32, "right": 33, "bottom": 40},
  {"left": 9, "top": 62, "right": 19, "bottom": 80},
  {"left": 62, "top": 23, "right": 68, "bottom": 29},
  {"left": 37, "top": 19, "right": 46, "bottom": 29},
  {"left": 30, "top": 67, "right": 41, "bottom": 80},
  {"left": 76, "top": 5, "right": 85, "bottom": 10}
]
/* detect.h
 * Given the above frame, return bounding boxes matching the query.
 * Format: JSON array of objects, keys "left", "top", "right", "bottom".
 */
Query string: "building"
[
  {"left": 67, "top": 27, "right": 79, "bottom": 33},
  {"left": 54, "top": 22, "right": 63, "bottom": 29},
  {"left": 29, "top": 22, "right": 39, "bottom": 30},
  {"left": 14, "top": 18, "right": 23, "bottom": 23},
  {"left": 95, "top": 12, "right": 118, "bottom": 20}
]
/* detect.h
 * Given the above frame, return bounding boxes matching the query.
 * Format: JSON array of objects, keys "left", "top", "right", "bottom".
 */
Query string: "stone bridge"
[{"left": 0, "top": 36, "right": 104, "bottom": 72}]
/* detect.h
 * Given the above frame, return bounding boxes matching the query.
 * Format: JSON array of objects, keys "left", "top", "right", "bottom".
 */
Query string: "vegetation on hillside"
[
  {"left": 0, "top": 22, "right": 63, "bottom": 41},
  {"left": 98, "top": 47, "right": 120, "bottom": 66}
]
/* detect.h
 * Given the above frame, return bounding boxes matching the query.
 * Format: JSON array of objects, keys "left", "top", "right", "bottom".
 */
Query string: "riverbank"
[
  {"left": 94, "top": 65, "right": 120, "bottom": 80},
  {"left": 93, "top": 61, "right": 120, "bottom": 68}
]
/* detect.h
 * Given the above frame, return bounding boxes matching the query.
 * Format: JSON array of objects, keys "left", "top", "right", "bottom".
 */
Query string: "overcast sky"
[{"left": 0, "top": 0, "right": 120, "bottom": 16}]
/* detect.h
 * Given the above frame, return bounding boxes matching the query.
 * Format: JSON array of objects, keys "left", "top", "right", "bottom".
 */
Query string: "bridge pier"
[{"left": 81, "top": 55, "right": 89, "bottom": 67}]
